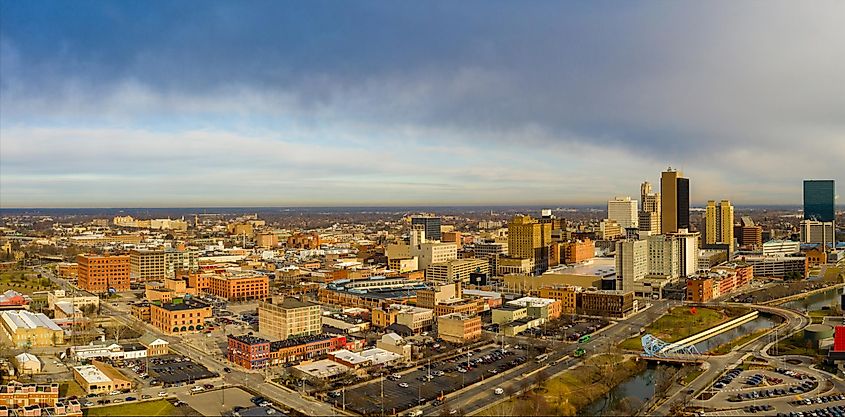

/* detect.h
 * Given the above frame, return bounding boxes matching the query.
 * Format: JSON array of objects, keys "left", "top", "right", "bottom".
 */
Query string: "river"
[
  {"left": 579, "top": 365, "right": 671, "bottom": 416},
  {"left": 782, "top": 287, "right": 843, "bottom": 312},
  {"left": 692, "top": 315, "right": 778, "bottom": 353}
]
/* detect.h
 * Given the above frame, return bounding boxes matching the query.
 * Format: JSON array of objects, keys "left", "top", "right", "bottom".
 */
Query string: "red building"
[
  {"left": 226, "top": 333, "right": 347, "bottom": 370},
  {"left": 834, "top": 326, "right": 845, "bottom": 352}
]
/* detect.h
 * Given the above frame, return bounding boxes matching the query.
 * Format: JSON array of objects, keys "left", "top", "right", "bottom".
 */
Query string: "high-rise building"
[
  {"left": 803, "top": 180, "right": 835, "bottom": 222},
  {"left": 705, "top": 200, "right": 734, "bottom": 252},
  {"left": 77, "top": 254, "right": 130, "bottom": 294},
  {"left": 800, "top": 220, "right": 836, "bottom": 247},
  {"left": 412, "top": 217, "right": 442, "bottom": 242},
  {"left": 507, "top": 215, "right": 552, "bottom": 274},
  {"left": 639, "top": 181, "right": 661, "bottom": 234},
  {"left": 660, "top": 168, "right": 690, "bottom": 233},
  {"left": 615, "top": 239, "right": 648, "bottom": 293},
  {"left": 607, "top": 197, "right": 638, "bottom": 229},
  {"left": 735, "top": 217, "right": 763, "bottom": 249}
]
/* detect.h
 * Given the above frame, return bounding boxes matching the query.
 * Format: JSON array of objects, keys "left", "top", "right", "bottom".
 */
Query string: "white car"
[
  {"left": 391, "top": 373, "right": 402, "bottom": 379},
  {"left": 158, "top": 391, "right": 167, "bottom": 397},
  {"left": 399, "top": 382, "right": 409, "bottom": 388},
  {"left": 109, "top": 390, "right": 121, "bottom": 396},
  {"left": 191, "top": 386, "right": 204, "bottom": 392},
  {"left": 494, "top": 388, "right": 504, "bottom": 395}
]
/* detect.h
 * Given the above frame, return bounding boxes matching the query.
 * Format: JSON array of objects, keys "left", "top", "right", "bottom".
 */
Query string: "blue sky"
[{"left": 1, "top": 1, "right": 843, "bottom": 207}]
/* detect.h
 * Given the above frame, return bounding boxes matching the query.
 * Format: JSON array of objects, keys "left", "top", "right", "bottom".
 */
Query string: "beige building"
[
  {"left": 502, "top": 273, "right": 601, "bottom": 294},
  {"left": 130, "top": 249, "right": 167, "bottom": 282},
  {"left": 706, "top": 200, "right": 734, "bottom": 252},
  {"left": 388, "top": 257, "right": 418, "bottom": 273},
  {"left": 0, "top": 310, "right": 64, "bottom": 348},
  {"left": 415, "top": 281, "right": 462, "bottom": 309},
  {"left": 73, "top": 361, "right": 132, "bottom": 395},
  {"left": 375, "top": 333, "right": 412, "bottom": 362},
  {"left": 615, "top": 239, "right": 648, "bottom": 294},
  {"left": 258, "top": 297, "right": 321, "bottom": 340},
  {"left": 508, "top": 215, "right": 552, "bottom": 274},
  {"left": 425, "top": 258, "right": 489, "bottom": 282},
  {"left": 496, "top": 257, "right": 534, "bottom": 276},
  {"left": 639, "top": 181, "right": 661, "bottom": 234},
  {"left": 47, "top": 289, "right": 99, "bottom": 311},
  {"left": 607, "top": 196, "right": 638, "bottom": 229},
  {"left": 373, "top": 304, "right": 434, "bottom": 333},
  {"left": 437, "top": 313, "right": 481, "bottom": 344},
  {"left": 599, "top": 219, "right": 623, "bottom": 240}
]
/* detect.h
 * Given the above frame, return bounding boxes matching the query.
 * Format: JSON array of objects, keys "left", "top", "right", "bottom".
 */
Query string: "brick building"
[{"left": 76, "top": 254, "right": 130, "bottom": 294}]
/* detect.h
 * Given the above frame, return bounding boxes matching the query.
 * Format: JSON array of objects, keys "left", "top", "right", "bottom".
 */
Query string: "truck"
[{"left": 574, "top": 348, "right": 586, "bottom": 358}]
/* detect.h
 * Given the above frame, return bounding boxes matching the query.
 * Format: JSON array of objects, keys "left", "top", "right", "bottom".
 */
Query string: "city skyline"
[{"left": 1, "top": 1, "right": 844, "bottom": 207}]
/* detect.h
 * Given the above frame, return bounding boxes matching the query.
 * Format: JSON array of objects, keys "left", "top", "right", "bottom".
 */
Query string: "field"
[
  {"left": 480, "top": 354, "right": 646, "bottom": 416},
  {"left": 0, "top": 269, "right": 57, "bottom": 294},
  {"left": 619, "top": 306, "right": 738, "bottom": 350},
  {"left": 83, "top": 400, "right": 191, "bottom": 417}
]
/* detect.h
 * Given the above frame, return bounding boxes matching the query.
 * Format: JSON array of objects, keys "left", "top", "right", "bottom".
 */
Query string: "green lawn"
[
  {"left": 84, "top": 400, "right": 180, "bottom": 417},
  {"left": 0, "top": 269, "right": 57, "bottom": 294},
  {"left": 620, "top": 306, "right": 733, "bottom": 350}
]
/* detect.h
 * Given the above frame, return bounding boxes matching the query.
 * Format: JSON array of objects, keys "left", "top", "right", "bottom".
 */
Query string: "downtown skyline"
[{"left": 1, "top": 1, "right": 844, "bottom": 208}]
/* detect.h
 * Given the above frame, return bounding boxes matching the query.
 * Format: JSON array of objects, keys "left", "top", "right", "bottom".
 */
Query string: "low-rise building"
[
  {"left": 72, "top": 361, "right": 131, "bottom": 395},
  {"left": 537, "top": 286, "right": 578, "bottom": 315},
  {"left": 506, "top": 297, "right": 562, "bottom": 321},
  {"left": 371, "top": 304, "right": 433, "bottom": 333},
  {"left": 47, "top": 290, "right": 98, "bottom": 312},
  {"left": 291, "top": 359, "right": 350, "bottom": 381},
  {"left": 226, "top": 334, "right": 348, "bottom": 370},
  {"left": 328, "top": 348, "right": 403, "bottom": 369},
  {"left": 0, "top": 382, "right": 59, "bottom": 409},
  {"left": 207, "top": 273, "right": 269, "bottom": 301},
  {"left": 437, "top": 313, "right": 481, "bottom": 344},
  {"left": 149, "top": 299, "right": 211, "bottom": 335},
  {"left": 0, "top": 311, "right": 64, "bottom": 348},
  {"left": 425, "top": 258, "right": 489, "bottom": 282},
  {"left": 13, "top": 353, "right": 41, "bottom": 375},
  {"left": 375, "top": 333, "right": 412, "bottom": 362},
  {"left": 139, "top": 335, "right": 169, "bottom": 356},
  {"left": 578, "top": 290, "right": 635, "bottom": 318},
  {"left": 736, "top": 255, "right": 808, "bottom": 279}
]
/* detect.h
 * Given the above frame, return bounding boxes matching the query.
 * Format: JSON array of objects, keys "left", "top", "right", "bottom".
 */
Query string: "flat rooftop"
[
  {"left": 545, "top": 257, "right": 616, "bottom": 277},
  {"left": 73, "top": 365, "right": 110, "bottom": 384}
]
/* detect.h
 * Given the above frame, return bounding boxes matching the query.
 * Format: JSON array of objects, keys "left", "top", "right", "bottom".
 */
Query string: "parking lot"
[
  {"left": 702, "top": 367, "right": 817, "bottom": 404},
  {"left": 147, "top": 355, "right": 219, "bottom": 386},
  {"left": 342, "top": 345, "right": 531, "bottom": 415}
]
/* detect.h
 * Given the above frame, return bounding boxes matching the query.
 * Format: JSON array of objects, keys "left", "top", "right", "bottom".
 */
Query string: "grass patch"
[
  {"left": 683, "top": 367, "right": 704, "bottom": 385},
  {"left": 0, "top": 269, "right": 57, "bottom": 294},
  {"left": 774, "top": 334, "right": 821, "bottom": 357},
  {"left": 709, "top": 328, "right": 769, "bottom": 355},
  {"left": 479, "top": 354, "right": 646, "bottom": 416},
  {"left": 84, "top": 400, "right": 180, "bottom": 417},
  {"left": 620, "top": 306, "right": 739, "bottom": 350},
  {"left": 60, "top": 381, "right": 87, "bottom": 398}
]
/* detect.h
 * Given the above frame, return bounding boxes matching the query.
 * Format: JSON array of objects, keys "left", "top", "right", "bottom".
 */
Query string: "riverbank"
[
  {"left": 619, "top": 306, "right": 748, "bottom": 350},
  {"left": 769, "top": 283, "right": 845, "bottom": 306},
  {"left": 477, "top": 354, "right": 646, "bottom": 416}
]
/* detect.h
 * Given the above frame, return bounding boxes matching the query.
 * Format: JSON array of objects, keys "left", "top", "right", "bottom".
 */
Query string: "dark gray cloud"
[{"left": 1, "top": 1, "right": 843, "bottom": 206}]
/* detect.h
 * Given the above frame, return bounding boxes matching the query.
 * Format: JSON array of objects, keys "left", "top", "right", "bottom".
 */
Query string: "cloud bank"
[{"left": 1, "top": 1, "right": 843, "bottom": 207}]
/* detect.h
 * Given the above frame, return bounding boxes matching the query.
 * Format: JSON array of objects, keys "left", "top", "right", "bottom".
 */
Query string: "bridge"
[{"left": 640, "top": 310, "right": 762, "bottom": 363}]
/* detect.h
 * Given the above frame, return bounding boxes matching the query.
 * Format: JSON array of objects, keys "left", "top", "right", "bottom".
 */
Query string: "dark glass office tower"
[
  {"left": 804, "top": 180, "right": 835, "bottom": 221},
  {"left": 676, "top": 177, "right": 690, "bottom": 230},
  {"left": 411, "top": 216, "right": 442, "bottom": 241}
]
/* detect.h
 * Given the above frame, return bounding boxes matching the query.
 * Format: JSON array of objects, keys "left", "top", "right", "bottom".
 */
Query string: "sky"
[{"left": 1, "top": 1, "right": 843, "bottom": 208}]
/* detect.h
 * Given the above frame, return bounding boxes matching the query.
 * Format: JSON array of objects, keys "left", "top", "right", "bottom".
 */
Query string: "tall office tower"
[
  {"left": 639, "top": 181, "right": 661, "bottom": 234},
  {"left": 412, "top": 216, "right": 442, "bottom": 242},
  {"left": 660, "top": 168, "right": 690, "bottom": 233},
  {"left": 735, "top": 217, "right": 763, "bottom": 249},
  {"left": 507, "top": 215, "right": 552, "bottom": 274},
  {"left": 615, "top": 239, "right": 648, "bottom": 293},
  {"left": 803, "top": 180, "right": 835, "bottom": 221},
  {"left": 803, "top": 180, "right": 836, "bottom": 249},
  {"left": 705, "top": 200, "right": 735, "bottom": 252},
  {"left": 608, "top": 196, "right": 638, "bottom": 229}
]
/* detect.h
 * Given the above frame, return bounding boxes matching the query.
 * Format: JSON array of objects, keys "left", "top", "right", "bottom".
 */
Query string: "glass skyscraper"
[
  {"left": 803, "top": 180, "right": 835, "bottom": 222},
  {"left": 411, "top": 216, "right": 442, "bottom": 241}
]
